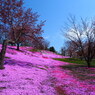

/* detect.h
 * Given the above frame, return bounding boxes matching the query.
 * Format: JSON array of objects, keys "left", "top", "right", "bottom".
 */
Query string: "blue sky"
[{"left": 24, "top": 0, "right": 95, "bottom": 52}]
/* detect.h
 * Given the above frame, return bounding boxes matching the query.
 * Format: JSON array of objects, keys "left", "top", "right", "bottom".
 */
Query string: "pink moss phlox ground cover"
[
  {"left": 0, "top": 45, "right": 95, "bottom": 95},
  {"left": 50, "top": 65, "right": 95, "bottom": 95}
]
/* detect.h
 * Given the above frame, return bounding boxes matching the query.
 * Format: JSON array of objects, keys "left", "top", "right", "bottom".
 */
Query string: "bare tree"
[
  {"left": 60, "top": 47, "right": 67, "bottom": 56},
  {"left": 63, "top": 15, "right": 95, "bottom": 67},
  {"left": 41, "top": 40, "right": 50, "bottom": 50}
]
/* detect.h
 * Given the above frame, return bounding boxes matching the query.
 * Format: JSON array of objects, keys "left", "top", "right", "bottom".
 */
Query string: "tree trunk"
[
  {"left": 87, "top": 60, "right": 91, "bottom": 68},
  {"left": 87, "top": 62, "right": 90, "bottom": 67},
  {"left": 0, "top": 40, "right": 8, "bottom": 69},
  {"left": 17, "top": 43, "right": 20, "bottom": 50}
]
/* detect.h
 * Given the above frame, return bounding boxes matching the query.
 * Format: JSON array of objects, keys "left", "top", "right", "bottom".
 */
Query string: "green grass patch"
[
  {"left": 29, "top": 49, "right": 41, "bottom": 52},
  {"left": 5, "top": 56, "right": 10, "bottom": 59},
  {"left": 54, "top": 58, "right": 95, "bottom": 65},
  {"left": 38, "top": 67, "right": 47, "bottom": 70}
]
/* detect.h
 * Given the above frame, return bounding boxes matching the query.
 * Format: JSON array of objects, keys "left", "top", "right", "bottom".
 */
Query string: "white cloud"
[{"left": 44, "top": 36, "right": 50, "bottom": 39}]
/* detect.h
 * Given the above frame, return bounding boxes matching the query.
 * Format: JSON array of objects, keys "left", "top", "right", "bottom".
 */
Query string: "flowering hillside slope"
[{"left": 0, "top": 45, "right": 95, "bottom": 95}]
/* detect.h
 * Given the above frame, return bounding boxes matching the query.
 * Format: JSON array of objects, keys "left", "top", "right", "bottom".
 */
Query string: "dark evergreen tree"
[{"left": 49, "top": 46, "right": 56, "bottom": 52}]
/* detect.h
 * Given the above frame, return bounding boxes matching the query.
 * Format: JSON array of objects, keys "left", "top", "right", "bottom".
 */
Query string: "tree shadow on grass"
[{"left": 60, "top": 64, "right": 95, "bottom": 84}]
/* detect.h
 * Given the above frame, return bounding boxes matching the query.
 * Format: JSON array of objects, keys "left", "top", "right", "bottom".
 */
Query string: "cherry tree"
[
  {"left": 0, "top": 0, "right": 45, "bottom": 69},
  {"left": 0, "top": 0, "right": 44, "bottom": 50}
]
